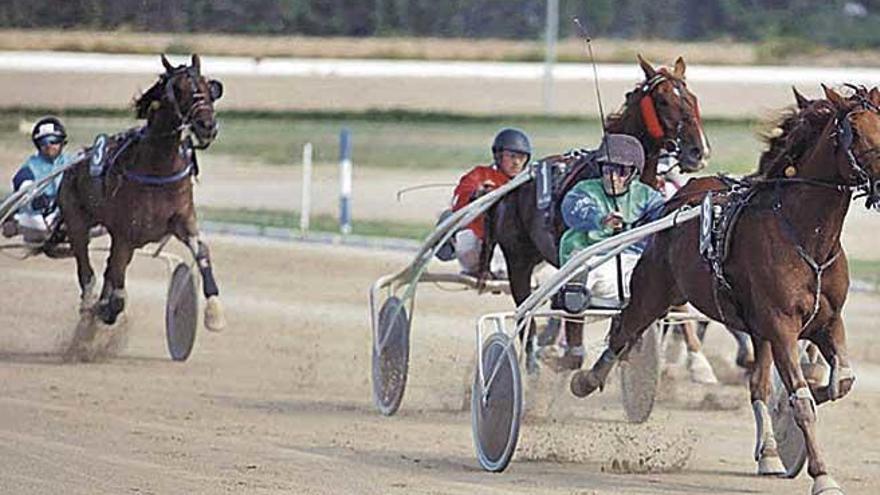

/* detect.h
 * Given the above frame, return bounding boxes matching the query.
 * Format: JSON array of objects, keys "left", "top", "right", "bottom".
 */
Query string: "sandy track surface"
[{"left": 1, "top": 236, "right": 879, "bottom": 494}]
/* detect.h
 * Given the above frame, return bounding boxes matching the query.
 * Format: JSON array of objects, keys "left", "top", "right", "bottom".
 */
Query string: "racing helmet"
[
  {"left": 491, "top": 128, "right": 532, "bottom": 162},
  {"left": 31, "top": 116, "right": 68, "bottom": 149},
  {"left": 595, "top": 134, "right": 644, "bottom": 196}
]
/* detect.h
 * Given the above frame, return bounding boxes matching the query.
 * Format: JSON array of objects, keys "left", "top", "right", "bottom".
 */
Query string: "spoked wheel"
[
  {"left": 165, "top": 262, "right": 198, "bottom": 362},
  {"left": 371, "top": 296, "right": 411, "bottom": 416},
  {"left": 769, "top": 366, "right": 808, "bottom": 478},
  {"left": 619, "top": 321, "right": 662, "bottom": 424},
  {"left": 471, "top": 332, "right": 522, "bottom": 472}
]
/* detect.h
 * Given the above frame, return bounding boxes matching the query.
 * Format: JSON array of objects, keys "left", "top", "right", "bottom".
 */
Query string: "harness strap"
[
  {"left": 773, "top": 181, "right": 842, "bottom": 331},
  {"left": 124, "top": 163, "right": 194, "bottom": 186}
]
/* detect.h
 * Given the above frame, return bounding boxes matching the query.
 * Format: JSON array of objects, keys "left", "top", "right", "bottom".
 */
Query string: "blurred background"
[{"left": 0, "top": 0, "right": 877, "bottom": 280}]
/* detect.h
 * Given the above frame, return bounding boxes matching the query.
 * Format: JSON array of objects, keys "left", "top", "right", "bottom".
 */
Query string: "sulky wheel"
[
  {"left": 471, "top": 332, "right": 522, "bottom": 472},
  {"left": 619, "top": 321, "right": 662, "bottom": 424},
  {"left": 165, "top": 262, "right": 198, "bottom": 361},
  {"left": 371, "top": 296, "right": 411, "bottom": 416},
  {"left": 769, "top": 366, "right": 808, "bottom": 478}
]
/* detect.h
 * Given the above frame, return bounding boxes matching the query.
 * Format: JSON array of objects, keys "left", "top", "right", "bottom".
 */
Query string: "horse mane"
[
  {"left": 756, "top": 99, "right": 837, "bottom": 178},
  {"left": 133, "top": 76, "right": 167, "bottom": 120},
  {"left": 133, "top": 63, "right": 189, "bottom": 120},
  {"left": 756, "top": 86, "right": 876, "bottom": 178},
  {"left": 605, "top": 68, "right": 682, "bottom": 131}
]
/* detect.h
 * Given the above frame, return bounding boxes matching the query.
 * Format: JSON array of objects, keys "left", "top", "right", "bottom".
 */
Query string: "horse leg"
[
  {"left": 560, "top": 319, "right": 585, "bottom": 370},
  {"left": 730, "top": 326, "right": 755, "bottom": 370},
  {"left": 770, "top": 329, "right": 843, "bottom": 494},
  {"left": 679, "top": 311, "right": 719, "bottom": 384},
  {"left": 96, "top": 240, "right": 134, "bottom": 325},
  {"left": 571, "top": 257, "right": 676, "bottom": 397},
  {"left": 67, "top": 219, "right": 97, "bottom": 313},
  {"left": 505, "top": 253, "right": 539, "bottom": 373},
  {"left": 176, "top": 231, "right": 226, "bottom": 332},
  {"left": 811, "top": 318, "right": 855, "bottom": 405},
  {"left": 749, "top": 338, "right": 786, "bottom": 475}
]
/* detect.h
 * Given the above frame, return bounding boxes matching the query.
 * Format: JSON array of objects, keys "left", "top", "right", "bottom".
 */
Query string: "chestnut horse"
[
  {"left": 572, "top": 85, "right": 880, "bottom": 494},
  {"left": 488, "top": 55, "right": 710, "bottom": 368},
  {"left": 58, "top": 54, "right": 226, "bottom": 331}
]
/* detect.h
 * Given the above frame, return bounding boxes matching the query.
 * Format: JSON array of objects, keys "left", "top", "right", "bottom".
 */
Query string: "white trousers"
[
  {"left": 587, "top": 252, "right": 640, "bottom": 299},
  {"left": 454, "top": 229, "right": 506, "bottom": 275}
]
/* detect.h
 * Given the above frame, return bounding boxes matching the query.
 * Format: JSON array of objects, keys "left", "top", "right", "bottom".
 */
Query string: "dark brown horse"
[
  {"left": 58, "top": 54, "right": 226, "bottom": 331},
  {"left": 572, "top": 85, "right": 880, "bottom": 494},
  {"left": 488, "top": 55, "right": 709, "bottom": 368}
]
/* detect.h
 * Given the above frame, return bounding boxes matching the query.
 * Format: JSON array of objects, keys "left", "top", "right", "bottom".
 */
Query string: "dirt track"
[{"left": 1, "top": 236, "right": 879, "bottom": 494}]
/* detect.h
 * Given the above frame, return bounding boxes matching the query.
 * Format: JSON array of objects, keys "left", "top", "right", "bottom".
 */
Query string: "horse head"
[
  {"left": 824, "top": 85, "right": 880, "bottom": 208},
  {"left": 632, "top": 55, "right": 709, "bottom": 174},
  {"left": 136, "top": 54, "right": 224, "bottom": 149}
]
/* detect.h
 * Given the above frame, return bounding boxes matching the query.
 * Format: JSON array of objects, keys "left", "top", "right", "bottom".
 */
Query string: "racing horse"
[
  {"left": 486, "top": 55, "right": 710, "bottom": 369},
  {"left": 572, "top": 85, "right": 880, "bottom": 494},
  {"left": 57, "top": 54, "right": 226, "bottom": 331}
]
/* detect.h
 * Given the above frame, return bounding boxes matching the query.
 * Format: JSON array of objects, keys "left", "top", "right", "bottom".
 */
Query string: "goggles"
[
  {"left": 599, "top": 162, "right": 636, "bottom": 178},
  {"left": 37, "top": 135, "right": 64, "bottom": 147}
]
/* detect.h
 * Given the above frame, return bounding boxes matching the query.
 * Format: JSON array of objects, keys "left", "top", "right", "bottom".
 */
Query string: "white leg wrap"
[
  {"left": 752, "top": 400, "right": 773, "bottom": 461},
  {"left": 829, "top": 357, "right": 855, "bottom": 401},
  {"left": 790, "top": 386, "right": 816, "bottom": 415},
  {"left": 752, "top": 399, "right": 785, "bottom": 475}
]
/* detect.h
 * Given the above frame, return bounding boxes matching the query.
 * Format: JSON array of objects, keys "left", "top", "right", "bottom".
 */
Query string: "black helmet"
[
  {"left": 31, "top": 116, "right": 67, "bottom": 148},
  {"left": 491, "top": 128, "right": 531, "bottom": 159}
]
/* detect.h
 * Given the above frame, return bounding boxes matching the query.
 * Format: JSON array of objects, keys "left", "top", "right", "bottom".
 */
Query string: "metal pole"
[
  {"left": 542, "top": 0, "right": 559, "bottom": 114},
  {"left": 339, "top": 128, "right": 353, "bottom": 235},
  {"left": 300, "top": 142, "right": 313, "bottom": 234}
]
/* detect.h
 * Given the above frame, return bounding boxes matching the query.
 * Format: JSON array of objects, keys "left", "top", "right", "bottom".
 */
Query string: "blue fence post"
[{"left": 339, "top": 128, "right": 353, "bottom": 235}]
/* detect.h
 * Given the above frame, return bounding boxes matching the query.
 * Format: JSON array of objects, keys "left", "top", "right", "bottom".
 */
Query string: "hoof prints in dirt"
[
  {"left": 518, "top": 422, "right": 697, "bottom": 473},
  {"left": 62, "top": 311, "right": 130, "bottom": 362}
]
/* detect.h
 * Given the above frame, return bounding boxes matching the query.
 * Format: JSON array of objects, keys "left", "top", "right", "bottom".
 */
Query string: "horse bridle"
[
  {"left": 638, "top": 73, "right": 704, "bottom": 173},
  {"left": 162, "top": 66, "right": 216, "bottom": 149},
  {"left": 834, "top": 99, "right": 880, "bottom": 208}
]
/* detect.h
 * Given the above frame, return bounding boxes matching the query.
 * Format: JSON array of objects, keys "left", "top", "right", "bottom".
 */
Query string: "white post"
[
  {"left": 542, "top": 0, "right": 559, "bottom": 115},
  {"left": 300, "top": 142, "right": 313, "bottom": 234},
  {"left": 339, "top": 128, "right": 353, "bottom": 235}
]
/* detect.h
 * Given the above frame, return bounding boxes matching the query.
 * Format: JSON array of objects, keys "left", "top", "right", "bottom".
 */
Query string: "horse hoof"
[
  {"left": 97, "top": 299, "right": 123, "bottom": 325},
  {"left": 570, "top": 370, "right": 600, "bottom": 398},
  {"left": 204, "top": 295, "right": 227, "bottom": 332},
  {"left": 812, "top": 475, "right": 844, "bottom": 495},
  {"left": 757, "top": 454, "right": 785, "bottom": 476},
  {"left": 687, "top": 351, "right": 719, "bottom": 384},
  {"left": 98, "top": 308, "right": 118, "bottom": 325}
]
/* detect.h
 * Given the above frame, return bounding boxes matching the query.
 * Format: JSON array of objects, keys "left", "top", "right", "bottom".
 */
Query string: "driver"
[
  {"left": 558, "top": 133, "right": 665, "bottom": 287},
  {"left": 558, "top": 134, "right": 718, "bottom": 383},
  {"left": 450, "top": 127, "right": 531, "bottom": 276},
  {"left": 2, "top": 116, "right": 73, "bottom": 242}
]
